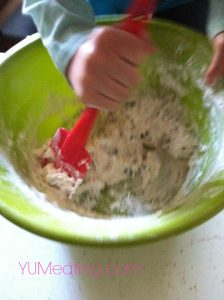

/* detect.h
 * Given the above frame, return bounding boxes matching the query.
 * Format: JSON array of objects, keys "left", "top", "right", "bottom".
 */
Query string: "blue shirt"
[{"left": 88, "top": 0, "right": 193, "bottom": 15}]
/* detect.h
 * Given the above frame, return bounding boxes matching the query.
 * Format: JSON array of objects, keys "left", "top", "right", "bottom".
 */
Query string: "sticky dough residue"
[{"left": 33, "top": 89, "right": 199, "bottom": 218}]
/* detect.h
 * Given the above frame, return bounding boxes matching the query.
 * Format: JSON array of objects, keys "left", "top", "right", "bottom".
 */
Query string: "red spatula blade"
[
  {"left": 55, "top": 146, "right": 92, "bottom": 179},
  {"left": 44, "top": 108, "right": 97, "bottom": 178},
  {"left": 41, "top": 127, "right": 69, "bottom": 167},
  {"left": 51, "top": 127, "right": 69, "bottom": 152}
]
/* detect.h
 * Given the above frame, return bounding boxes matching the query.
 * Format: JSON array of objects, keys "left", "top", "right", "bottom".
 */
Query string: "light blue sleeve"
[
  {"left": 22, "top": 0, "right": 96, "bottom": 74},
  {"left": 207, "top": 0, "right": 224, "bottom": 37}
]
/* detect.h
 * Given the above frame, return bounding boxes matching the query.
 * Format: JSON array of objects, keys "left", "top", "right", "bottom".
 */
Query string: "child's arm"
[
  {"left": 23, "top": 0, "right": 96, "bottom": 74},
  {"left": 205, "top": 0, "right": 224, "bottom": 85}
]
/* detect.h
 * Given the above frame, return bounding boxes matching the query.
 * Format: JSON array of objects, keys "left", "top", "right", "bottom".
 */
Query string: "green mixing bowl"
[{"left": 1, "top": 18, "right": 224, "bottom": 246}]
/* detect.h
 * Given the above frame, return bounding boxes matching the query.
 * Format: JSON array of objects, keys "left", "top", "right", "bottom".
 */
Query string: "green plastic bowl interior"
[{"left": 0, "top": 17, "right": 224, "bottom": 246}]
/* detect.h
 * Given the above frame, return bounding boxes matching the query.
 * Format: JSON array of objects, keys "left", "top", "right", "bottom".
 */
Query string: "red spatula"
[{"left": 44, "top": 0, "right": 158, "bottom": 179}]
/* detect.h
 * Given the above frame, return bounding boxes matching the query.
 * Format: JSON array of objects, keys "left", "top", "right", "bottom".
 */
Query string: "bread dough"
[{"left": 34, "top": 90, "right": 198, "bottom": 218}]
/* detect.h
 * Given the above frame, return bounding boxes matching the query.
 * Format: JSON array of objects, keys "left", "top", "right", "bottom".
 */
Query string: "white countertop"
[
  {"left": 1, "top": 52, "right": 224, "bottom": 300},
  {"left": 1, "top": 211, "right": 224, "bottom": 300}
]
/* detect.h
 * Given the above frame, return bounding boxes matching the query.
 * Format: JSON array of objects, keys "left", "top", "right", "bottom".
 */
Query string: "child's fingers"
[
  {"left": 96, "top": 77, "right": 130, "bottom": 103},
  {"left": 204, "top": 33, "right": 224, "bottom": 85},
  {"left": 81, "top": 89, "right": 121, "bottom": 111},
  {"left": 99, "top": 26, "right": 154, "bottom": 66},
  {"left": 108, "top": 57, "right": 141, "bottom": 88},
  {"left": 84, "top": 72, "right": 131, "bottom": 104},
  {"left": 116, "top": 31, "right": 155, "bottom": 65}
]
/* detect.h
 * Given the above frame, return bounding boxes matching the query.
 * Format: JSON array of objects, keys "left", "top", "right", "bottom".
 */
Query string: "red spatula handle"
[{"left": 61, "top": 107, "right": 98, "bottom": 152}]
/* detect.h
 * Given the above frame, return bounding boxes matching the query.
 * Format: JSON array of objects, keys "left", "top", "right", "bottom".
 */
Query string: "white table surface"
[
  {"left": 1, "top": 52, "right": 224, "bottom": 300},
  {"left": 1, "top": 211, "right": 224, "bottom": 300}
]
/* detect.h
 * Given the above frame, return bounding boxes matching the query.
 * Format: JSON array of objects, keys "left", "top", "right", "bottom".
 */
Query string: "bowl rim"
[{"left": 1, "top": 18, "right": 224, "bottom": 246}]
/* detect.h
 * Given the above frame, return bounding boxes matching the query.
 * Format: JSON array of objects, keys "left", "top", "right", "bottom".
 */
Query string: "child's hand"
[
  {"left": 204, "top": 32, "right": 224, "bottom": 86},
  {"left": 67, "top": 26, "right": 155, "bottom": 110}
]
